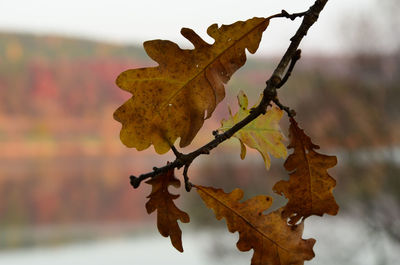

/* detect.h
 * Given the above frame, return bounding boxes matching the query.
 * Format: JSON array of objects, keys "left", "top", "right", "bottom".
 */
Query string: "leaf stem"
[
  {"left": 170, "top": 144, "right": 183, "bottom": 158},
  {"left": 273, "top": 97, "right": 296, "bottom": 118}
]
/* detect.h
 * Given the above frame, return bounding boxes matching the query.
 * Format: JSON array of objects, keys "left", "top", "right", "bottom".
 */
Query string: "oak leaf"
[
  {"left": 273, "top": 118, "right": 339, "bottom": 225},
  {"left": 145, "top": 169, "right": 190, "bottom": 252},
  {"left": 220, "top": 91, "right": 287, "bottom": 169},
  {"left": 196, "top": 185, "right": 315, "bottom": 265},
  {"left": 114, "top": 17, "right": 271, "bottom": 154}
]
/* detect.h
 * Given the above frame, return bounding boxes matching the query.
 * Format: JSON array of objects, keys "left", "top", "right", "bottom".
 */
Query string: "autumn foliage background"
[{"left": 0, "top": 0, "right": 400, "bottom": 264}]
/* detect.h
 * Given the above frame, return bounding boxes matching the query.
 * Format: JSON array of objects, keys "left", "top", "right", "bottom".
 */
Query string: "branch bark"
[{"left": 130, "top": 0, "right": 329, "bottom": 189}]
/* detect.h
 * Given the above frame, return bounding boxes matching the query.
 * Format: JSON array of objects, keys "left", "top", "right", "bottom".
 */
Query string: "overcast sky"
[{"left": 0, "top": 0, "right": 382, "bottom": 55}]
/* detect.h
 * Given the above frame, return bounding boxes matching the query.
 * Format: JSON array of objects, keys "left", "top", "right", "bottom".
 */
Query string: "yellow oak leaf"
[
  {"left": 114, "top": 17, "right": 271, "bottom": 154},
  {"left": 196, "top": 185, "right": 315, "bottom": 265},
  {"left": 220, "top": 91, "right": 287, "bottom": 169}
]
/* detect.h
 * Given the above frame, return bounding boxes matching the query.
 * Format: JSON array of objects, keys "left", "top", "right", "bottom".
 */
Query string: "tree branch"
[
  {"left": 130, "top": 0, "right": 329, "bottom": 189},
  {"left": 272, "top": 0, "right": 329, "bottom": 85}
]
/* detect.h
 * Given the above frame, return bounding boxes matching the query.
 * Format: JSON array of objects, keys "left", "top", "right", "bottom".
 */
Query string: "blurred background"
[{"left": 0, "top": 0, "right": 399, "bottom": 264}]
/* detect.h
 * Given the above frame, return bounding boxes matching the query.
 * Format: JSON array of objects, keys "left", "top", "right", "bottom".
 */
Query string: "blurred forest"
[{"left": 0, "top": 1, "right": 399, "bottom": 263}]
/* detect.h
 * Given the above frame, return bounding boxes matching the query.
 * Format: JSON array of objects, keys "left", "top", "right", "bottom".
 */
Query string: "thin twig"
[
  {"left": 273, "top": 97, "right": 296, "bottom": 118},
  {"left": 129, "top": 0, "right": 329, "bottom": 189},
  {"left": 170, "top": 145, "right": 183, "bottom": 158},
  {"left": 277, "top": 49, "right": 301, "bottom": 88},
  {"left": 269, "top": 9, "right": 307, "bottom": 20},
  {"left": 183, "top": 164, "right": 192, "bottom": 192}
]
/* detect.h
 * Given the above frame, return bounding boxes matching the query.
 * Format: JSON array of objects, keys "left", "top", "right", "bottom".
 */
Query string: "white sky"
[{"left": 0, "top": 0, "right": 380, "bottom": 55}]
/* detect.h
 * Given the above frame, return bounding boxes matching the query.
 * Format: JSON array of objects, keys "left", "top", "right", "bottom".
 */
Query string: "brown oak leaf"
[
  {"left": 273, "top": 118, "right": 339, "bottom": 225},
  {"left": 196, "top": 185, "right": 315, "bottom": 265},
  {"left": 145, "top": 169, "right": 190, "bottom": 252},
  {"left": 114, "top": 17, "right": 270, "bottom": 154}
]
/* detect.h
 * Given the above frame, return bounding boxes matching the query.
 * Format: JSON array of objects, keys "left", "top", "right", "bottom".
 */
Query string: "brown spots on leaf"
[{"left": 113, "top": 17, "right": 270, "bottom": 153}]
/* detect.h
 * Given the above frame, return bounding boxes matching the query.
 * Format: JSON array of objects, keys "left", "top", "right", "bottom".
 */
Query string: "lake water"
[{"left": 0, "top": 217, "right": 399, "bottom": 265}]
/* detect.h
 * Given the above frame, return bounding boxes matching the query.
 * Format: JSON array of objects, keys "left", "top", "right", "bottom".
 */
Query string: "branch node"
[
  {"left": 216, "top": 132, "right": 229, "bottom": 142},
  {"left": 212, "top": 130, "right": 219, "bottom": 137},
  {"left": 130, "top": 175, "right": 141, "bottom": 189},
  {"left": 270, "top": 9, "right": 308, "bottom": 20},
  {"left": 200, "top": 147, "right": 210, "bottom": 155},
  {"left": 170, "top": 144, "right": 183, "bottom": 159},
  {"left": 280, "top": 9, "right": 307, "bottom": 20},
  {"left": 270, "top": 75, "right": 282, "bottom": 87},
  {"left": 263, "top": 84, "right": 277, "bottom": 104}
]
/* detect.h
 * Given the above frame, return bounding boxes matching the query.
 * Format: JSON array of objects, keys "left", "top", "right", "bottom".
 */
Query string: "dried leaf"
[
  {"left": 273, "top": 118, "right": 339, "bottom": 225},
  {"left": 145, "top": 169, "right": 190, "bottom": 252},
  {"left": 196, "top": 185, "right": 315, "bottom": 265},
  {"left": 220, "top": 91, "right": 287, "bottom": 169},
  {"left": 114, "top": 17, "right": 270, "bottom": 154}
]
